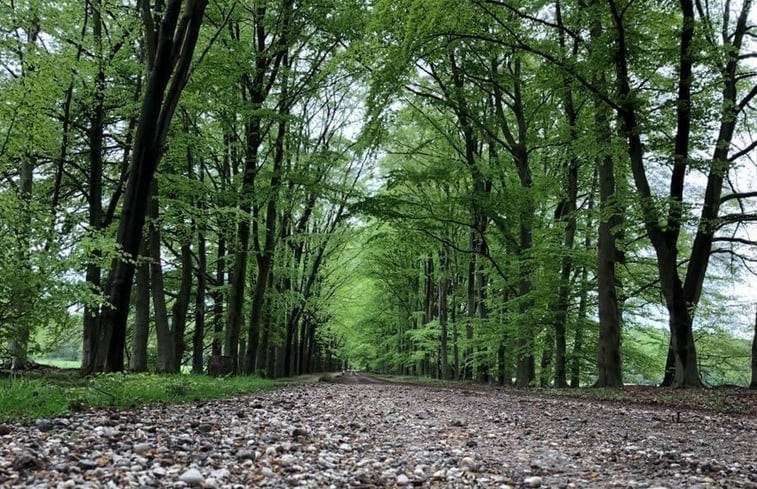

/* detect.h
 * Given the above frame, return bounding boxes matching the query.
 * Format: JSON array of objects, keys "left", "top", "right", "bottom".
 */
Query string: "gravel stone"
[
  {"left": 524, "top": 475, "right": 543, "bottom": 487},
  {"left": 34, "top": 419, "right": 53, "bottom": 432},
  {"left": 179, "top": 467, "right": 204, "bottom": 485}
]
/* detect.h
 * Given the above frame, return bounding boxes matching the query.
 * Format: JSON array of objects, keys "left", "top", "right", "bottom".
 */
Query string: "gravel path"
[{"left": 2, "top": 379, "right": 756, "bottom": 488}]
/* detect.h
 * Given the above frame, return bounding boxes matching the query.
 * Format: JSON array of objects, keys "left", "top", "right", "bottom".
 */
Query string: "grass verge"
[{"left": 0, "top": 373, "right": 276, "bottom": 423}]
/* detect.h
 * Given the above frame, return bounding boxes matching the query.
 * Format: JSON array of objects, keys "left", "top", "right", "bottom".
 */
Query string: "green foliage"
[{"left": 0, "top": 373, "right": 275, "bottom": 422}]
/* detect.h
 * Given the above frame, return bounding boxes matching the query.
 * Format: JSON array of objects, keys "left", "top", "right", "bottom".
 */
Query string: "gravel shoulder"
[{"left": 1, "top": 380, "right": 756, "bottom": 488}]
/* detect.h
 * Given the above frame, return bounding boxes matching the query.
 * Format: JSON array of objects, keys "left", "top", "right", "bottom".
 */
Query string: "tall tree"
[{"left": 93, "top": 0, "right": 209, "bottom": 373}]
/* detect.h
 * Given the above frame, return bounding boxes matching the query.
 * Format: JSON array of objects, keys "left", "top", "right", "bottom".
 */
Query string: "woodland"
[{"left": 0, "top": 0, "right": 756, "bottom": 390}]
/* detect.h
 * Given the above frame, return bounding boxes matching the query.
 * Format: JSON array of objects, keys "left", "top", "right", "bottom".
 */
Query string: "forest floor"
[{"left": 2, "top": 373, "right": 756, "bottom": 488}]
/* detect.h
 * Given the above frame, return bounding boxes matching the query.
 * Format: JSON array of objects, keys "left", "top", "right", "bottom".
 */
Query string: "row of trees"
[
  {"left": 0, "top": 0, "right": 368, "bottom": 377},
  {"left": 330, "top": 0, "right": 757, "bottom": 388},
  {"left": 1, "top": 0, "right": 755, "bottom": 387}
]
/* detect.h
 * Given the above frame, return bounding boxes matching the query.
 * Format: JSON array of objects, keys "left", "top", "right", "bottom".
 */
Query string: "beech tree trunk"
[
  {"left": 438, "top": 246, "right": 449, "bottom": 380},
  {"left": 129, "top": 245, "right": 150, "bottom": 372},
  {"left": 148, "top": 183, "right": 175, "bottom": 373},
  {"left": 751, "top": 305, "right": 757, "bottom": 388},
  {"left": 193, "top": 228, "right": 207, "bottom": 374},
  {"left": 82, "top": 0, "right": 106, "bottom": 373},
  {"left": 594, "top": 99, "right": 623, "bottom": 388},
  {"left": 96, "top": 0, "right": 208, "bottom": 372},
  {"left": 171, "top": 243, "right": 193, "bottom": 370}
]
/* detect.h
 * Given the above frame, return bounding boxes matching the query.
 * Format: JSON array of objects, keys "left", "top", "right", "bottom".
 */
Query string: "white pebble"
[
  {"left": 524, "top": 476, "right": 542, "bottom": 487},
  {"left": 179, "top": 468, "right": 204, "bottom": 486}
]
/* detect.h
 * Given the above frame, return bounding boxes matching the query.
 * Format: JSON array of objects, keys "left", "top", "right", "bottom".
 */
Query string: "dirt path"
[{"left": 2, "top": 381, "right": 756, "bottom": 488}]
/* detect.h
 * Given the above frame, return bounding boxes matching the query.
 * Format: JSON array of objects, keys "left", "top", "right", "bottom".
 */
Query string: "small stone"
[
  {"left": 237, "top": 449, "right": 256, "bottom": 460},
  {"left": 265, "top": 446, "right": 277, "bottom": 456},
  {"left": 262, "top": 467, "right": 274, "bottom": 477},
  {"left": 397, "top": 474, "right": 410, "bottom": 485},
  {"left": 133, "top": 443, "right": 151, "bottom": 454},
  {"left": 12, "top": 453, "right": 43, "bottom": 472},
  {"left": 524, "top": 476, "right": 542, "bottom": 487},
  {"left": 279, "top": 454, "right": 296, "bottom": 466},
  {"left": 339, "top": 443, "right": 353, "bottom": 451},
  {"left": 197, "top": 423, "right": 213, "bottom": 433},
  {"left": 179, "top": 468, "right": 204, "bottom": 486},
  {"left": 210, "top": 468, "right": 230, "bottom": 480},
  {"left": 432, "top": 469, "right": 446, "bottom": 479},
  {"left": 292, "top": 428, "right": 308, "bottom": 438},
  {"left": 77, "top": 459, "right": 97, "bottom": 471},
  {"left": 461, "top": 456, "right": 476, "bottom": 472},
  {"left": 35, "top": 419, "right": 53, "bottom": 432},
  {"left": 0, "top": 424, "right": 11, "bottom": 435}
]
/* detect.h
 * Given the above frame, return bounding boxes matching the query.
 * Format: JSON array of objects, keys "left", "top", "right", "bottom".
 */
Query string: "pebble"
[
  {"left": 179, "top": 468, "right": 204, "bottom": 485},
  {"left": 397, "top": 473, "right": 410, "bottom": 485},
  {"left": 35, "top": 419, "right": 53, "bottom": 432},
  {"left": 133, "top": 442, "right": 151, "bottom": 454},
  {"left": 461, "top": 456, "right": 476, "bottom": 471},
  {"left": 524, "top": 475, "right": 542, "bottom": 487},
  {"left": 77, "top": 459, "right": 97, "bottom": 471}
]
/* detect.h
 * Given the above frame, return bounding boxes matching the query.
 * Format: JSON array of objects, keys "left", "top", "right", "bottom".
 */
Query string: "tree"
[{"left": 92, "top": 0, "right": 209, "bottom": 373}]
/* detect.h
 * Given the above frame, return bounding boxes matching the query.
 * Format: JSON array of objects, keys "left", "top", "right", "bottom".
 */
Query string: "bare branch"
[{"left": 720, "top": 191, "right": 757, "bottom": 204}]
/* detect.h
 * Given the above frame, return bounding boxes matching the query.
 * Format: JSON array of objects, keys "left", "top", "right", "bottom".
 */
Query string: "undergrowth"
[{"left": 0, "top": 373, "right": 275, "bottom": 423}]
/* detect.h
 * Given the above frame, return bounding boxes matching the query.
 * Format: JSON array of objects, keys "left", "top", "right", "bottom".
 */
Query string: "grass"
[
  {"left": 0, "top": 373, "right": 276, "bottom": 423},
  {"left": 33, "top": 359, "right": 82, "bottom": 369}
]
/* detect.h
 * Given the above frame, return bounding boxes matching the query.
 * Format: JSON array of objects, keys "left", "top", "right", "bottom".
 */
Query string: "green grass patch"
[
  {"left": 34, "top": 359, "right": 82, "bottom": 369},
  {"left": 0, "top": 373, "right": 275, "bottom": 423}
]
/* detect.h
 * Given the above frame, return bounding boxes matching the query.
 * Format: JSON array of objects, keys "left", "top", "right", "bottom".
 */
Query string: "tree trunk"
[
  {"left": 540, "top": 329, "right": 554, "bottom": 387},
  {"left": 171, "top": 243, "right": 193, "bottom": 371},
  {"left": 592, "top": 11, "right": 623, "bottom": 388},
  {"left": 570, "top": 267, "right": 589, "bottom": 388},
  {"left": 551, "top": 0, "right": 579, "bottom": 390},
  {"left": 438, "top": 246, "right": 449, "bottom": 380},
  {"left": 751, "top": 305, "right": 757, "bottom": 389},
  {"left": 212, "top": 235, "right": 225, "bottom": 357},
  {"left": 82, "top": 0, "right": 106, "bottom": 373},
  {"left": 148, "top": 182, "right": 175, "bottom": 373},
  {"left": 97, "top": 0, "right": 209, "bottom": 372},
  {"left": 464, "top": 252, "right": 476, "bottom": 380},
  {"left": 594, "top": 117, "right": 623, "bottom": 388},
  {"left": 193, "top": 229, "right": 207, "bottom": 374},
  {"left": 243, "top": 52, "right": 291, "bottom": 375},
  {"left": 129, "top": 244, "right": 150, "bottom": 372}
]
